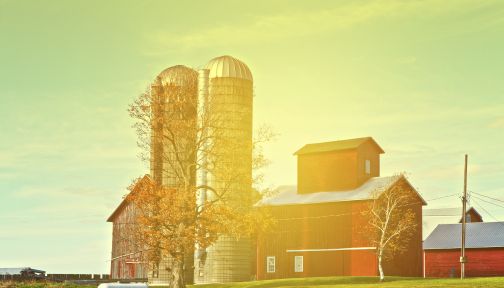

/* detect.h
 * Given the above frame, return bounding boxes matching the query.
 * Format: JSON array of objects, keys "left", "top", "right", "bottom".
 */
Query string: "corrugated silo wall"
[
  {"left": 148, "top": 72, "right": 198, "bottom": 286},
  {"left": 150, "top": 80, "right": 164, "bottom": 184},
  {"left": 194, "top": 77, "right": 254, "bottom": 283}
]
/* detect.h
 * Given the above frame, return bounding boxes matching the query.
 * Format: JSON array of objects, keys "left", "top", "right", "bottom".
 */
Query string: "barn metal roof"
[
  {"left": 294, "top": 137, "right": 384, "bottom": 155},
  {"left": 423, "top": 222, "right": 504, "bottom": 250},
  {"left": 255, "top": 175, "right": 426, "bottom": 207}
]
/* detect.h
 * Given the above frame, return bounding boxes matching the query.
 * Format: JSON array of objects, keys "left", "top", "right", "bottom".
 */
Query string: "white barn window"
[
  {"left": 294, "top": 256, "right": 303, "bottom": 272},
  {"left": 267, "top": 256, "right": 276, "bottom": 273},
  {"left": 365, "top": 160, "right": 371, "bottom": 175}
]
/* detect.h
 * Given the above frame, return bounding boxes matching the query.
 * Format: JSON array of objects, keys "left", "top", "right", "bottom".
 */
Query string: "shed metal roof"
[
  {"left": 255, "top": 175, "right": 426, "bottom": 207},
  {"left": 423, "top": 222, "right": 504, "bottom": 250},
  {"left": 422, "top": 207, "right": 482, "bottom": 240},
  {"left": 294, "top": 137, "right": 384, "bottom": 155}
]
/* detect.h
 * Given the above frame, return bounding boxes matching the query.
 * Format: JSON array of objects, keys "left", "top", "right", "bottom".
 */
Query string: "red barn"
[
  {"left": 423, "top": 222, "right": 504, "bottom": 278},
  {"left": 108, "top": 175, "right": 195, "bottom": 283},
  {"left": 107, "top": 175, "right": 150, "bottom": 280},
  {"left": 255, "top": 137, "right": 426, "bottom": 280}
]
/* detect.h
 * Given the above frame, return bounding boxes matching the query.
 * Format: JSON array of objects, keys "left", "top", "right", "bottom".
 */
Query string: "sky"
[{"left": 1, "top": 0, "right": 504, "bottom": 274}]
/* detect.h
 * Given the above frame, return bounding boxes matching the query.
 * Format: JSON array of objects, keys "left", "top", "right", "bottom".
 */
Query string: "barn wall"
[
  {"left": 297, "top": 143, "right": 382, "bottom": 194},
  {"left": 297, "top": 150, "right": 358, "bottom": 193},
  {"left": 382, "top": 200, "right": 423, "bottom": 277},
  {"left": 257, "top": 201, "right": 379, "bottom": 280},
  {"left": 257, "top": 181, "right": 424, "bottom": 280},
  {"left": 356, "top": 142, "right": 381, "bottom": 185},
  {"left": 257, "top": 202, "right": 353, "bottom": 280},
  {"left": 351, "top": 201, "right": 378, "bottom": 276},
  {"left": 466, "top": 210, "right": 483, "bottom": 223},
  {"left": 425, "top": 248, "right": 504, "bottom": 278},
  {"left": 110, "top": 202, "right": 147, "bottom": 280}
]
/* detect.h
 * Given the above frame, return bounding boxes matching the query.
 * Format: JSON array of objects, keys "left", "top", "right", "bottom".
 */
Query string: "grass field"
[
  {"left": 189, "top": 276, "right": 504, "bottom": 288},
  {"left": 0, "top": 282, "right": 92, "bottom": 288},
  {"left": 4, "top": 276, "right": 504, "bottom": 288}
]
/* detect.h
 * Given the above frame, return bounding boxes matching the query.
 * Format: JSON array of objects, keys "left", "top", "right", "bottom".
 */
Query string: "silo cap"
[
  {"left": 205, "top": 55, "right": 253, "bottom": 81},
  {"left": 156, "top": 65, "right": 197, "bottom": 86}
]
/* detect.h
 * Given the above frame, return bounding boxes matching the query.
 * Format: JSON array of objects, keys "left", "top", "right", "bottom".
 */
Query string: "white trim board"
[{"left": 286, "top": 247, "right": 376, "bottom": 253}]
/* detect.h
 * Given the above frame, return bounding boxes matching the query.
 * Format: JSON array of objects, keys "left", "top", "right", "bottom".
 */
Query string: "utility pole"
[{"left": 460, "top": 154, "right": 468, "bottom": 279}]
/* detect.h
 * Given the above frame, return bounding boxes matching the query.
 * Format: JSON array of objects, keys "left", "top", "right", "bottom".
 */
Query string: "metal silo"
[
  {"left": 150, "top": 65, "right": 198, "bottom": 188},
  {"left": 194, "top": 55, "right": 254, "bottom": 284},
  {"left": 149, "top": 65, "right": 198, "bottom": 285}
]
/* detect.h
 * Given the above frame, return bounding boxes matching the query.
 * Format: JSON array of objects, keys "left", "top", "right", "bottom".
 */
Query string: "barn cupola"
[{"left": 294, "top": 137, "right": 385, "bottom": 194}]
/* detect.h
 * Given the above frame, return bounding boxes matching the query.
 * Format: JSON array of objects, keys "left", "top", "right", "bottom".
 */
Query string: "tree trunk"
[
  {"left": 378, "top": 252, "right": 384, "bottom": 282},
  {"left": 171, "top": 258, "right": 185, "bottom": 288}
]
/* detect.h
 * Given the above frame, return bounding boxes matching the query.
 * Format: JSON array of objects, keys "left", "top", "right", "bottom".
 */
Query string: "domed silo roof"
[
  {"left": 205, "top": 55, "right": 253, "bottom": 81},
  {"left": 156, "top": 65, "right": 197, "bottom": 87}
]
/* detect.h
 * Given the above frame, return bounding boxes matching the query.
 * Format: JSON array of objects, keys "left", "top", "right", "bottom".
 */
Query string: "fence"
[{"left": 46, "top": 274, "right": 110, "bottom": 281}]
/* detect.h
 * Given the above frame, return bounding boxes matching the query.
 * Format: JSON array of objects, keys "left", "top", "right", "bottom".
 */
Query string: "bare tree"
[
  {"left": 364, "top": 175, "right": 418, "bottom": 281},
  {"left": 127, "top": 70, "right": 275, "bottom": 288}
]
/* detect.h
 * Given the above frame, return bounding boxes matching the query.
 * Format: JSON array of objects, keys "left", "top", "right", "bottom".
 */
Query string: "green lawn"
[
  {"left": 189, "top": 276, "right": 504, "bottom": 288},
  {"left": 0, "top": 283, "right": 88, "bottom": 288},
  {"left": 1, "top": 282, "right": 95, "bottom": 288},
  {"left": 6, "top": 277, "right": 504, "bottom": 288}
]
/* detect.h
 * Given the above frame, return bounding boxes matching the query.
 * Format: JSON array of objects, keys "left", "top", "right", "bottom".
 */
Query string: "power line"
[
  {"left": 472, "top": 191, "right": 504, "bottom": 204},
  {"left": 425, "top": 193, "right": 459, "bottom": 202},
  {"left": 272, "top": 191, "right": 460, "bottom": 221},
  {"left": 424, "top": 215, "right": 467, "bottom": 217},
  {"left": 472, "top": 195, "right": 504, "bottom": 211},
  {"left": 276, "top": 211, "right": 358, "bottom": 221},
  {"left": 472, "top": 198, "right": 503, "bottom": 223}
]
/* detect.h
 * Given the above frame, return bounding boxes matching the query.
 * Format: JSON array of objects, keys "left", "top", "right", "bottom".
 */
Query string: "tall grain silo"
[
  {"left": 194, "top": 55, "right": 254, "bottom": 283},
  {"left": 149, "top": 65, "right": 198, "bottom": 285},
  {"left": 150, "top": 65, "right": 198, "bottom": 188}
]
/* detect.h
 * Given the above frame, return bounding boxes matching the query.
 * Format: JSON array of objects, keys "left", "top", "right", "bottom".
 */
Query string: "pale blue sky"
[{"left": 1, "top": 0, "right": 504, "bottom": 273}]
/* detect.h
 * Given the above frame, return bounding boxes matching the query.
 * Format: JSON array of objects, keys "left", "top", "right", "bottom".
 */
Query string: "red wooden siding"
[
  {"left": 351, "top": 201, "right": 378, "bottom": 276},
  {"left": 425, "top": 248, "right": 504, "bottom": 278},
  {"left": 297, "top": 141, "right": 382, "bottom": 194},
  {"left": 297, "top": 150, "right": 359, "bottom": 193},
  {"left": 257, "top": 201, "right": 354, "bottom": 280},
  {"left": 257, "top": 196, "right": 423, "bottom": 280},
  {"left": 464, "top": 209, "right": 483, "bottom": 223},
  {"left": 382, "top": 202, "right": 423, "bottom": 277},
  {"left": 109, "top": 201, "right": 147, "bottom": 280}
]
